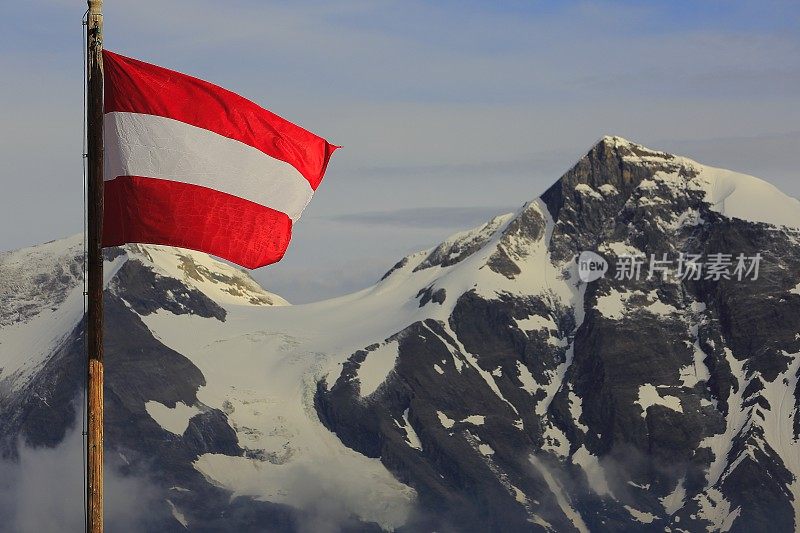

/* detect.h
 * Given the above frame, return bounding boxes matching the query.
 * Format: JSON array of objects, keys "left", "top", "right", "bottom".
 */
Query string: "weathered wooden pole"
[{"left": 86, "top": 0, "right": 104, "bottom": 531}]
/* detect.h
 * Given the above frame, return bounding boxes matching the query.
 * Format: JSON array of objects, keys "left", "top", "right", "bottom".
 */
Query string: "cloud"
[
  {"left": 1, "top": 0, "right": 798, "bottom": 302},
  {"left": 325, "top": 205, "right": 517, "bottom": 229},
  {"left": 282, "top": 462, "right": 411, "bottom": 533},
  {"left": 0, "top": 426, "right": 161, "bottom": 532}
]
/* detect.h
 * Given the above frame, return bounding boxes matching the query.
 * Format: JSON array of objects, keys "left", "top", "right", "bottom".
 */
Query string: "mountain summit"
[{"left": 2, "top": 138, "right": 799, "bottom": 532}]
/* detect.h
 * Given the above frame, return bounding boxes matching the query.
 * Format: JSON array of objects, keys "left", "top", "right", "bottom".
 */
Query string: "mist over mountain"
[{"left": 1, "top": 137, "right": 799, "bottom": 532}]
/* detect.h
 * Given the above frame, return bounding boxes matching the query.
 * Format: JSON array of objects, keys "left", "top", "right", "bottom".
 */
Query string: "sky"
[{"left": 0, "top": 0, "right": 798, "bottom": 302}]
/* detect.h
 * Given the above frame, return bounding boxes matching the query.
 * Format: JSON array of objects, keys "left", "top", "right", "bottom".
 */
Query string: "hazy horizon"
[{"left": 1, "top": 0, "right": 798, "bottom": 302}]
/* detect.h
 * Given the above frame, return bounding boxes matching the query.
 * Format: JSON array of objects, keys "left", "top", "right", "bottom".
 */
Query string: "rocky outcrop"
[{"left": 317, "top": 136, "right": 800, "bottom": 531}]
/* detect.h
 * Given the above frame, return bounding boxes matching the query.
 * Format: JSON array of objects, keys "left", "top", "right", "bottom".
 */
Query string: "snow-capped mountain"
[{"left": 2, "top": 136, "right": 800, "bottom": 532}]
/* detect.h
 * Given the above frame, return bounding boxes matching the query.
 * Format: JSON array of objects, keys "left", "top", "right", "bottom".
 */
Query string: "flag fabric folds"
[{"left": 102, "top": 50, "right": 337, "bottom": 268}]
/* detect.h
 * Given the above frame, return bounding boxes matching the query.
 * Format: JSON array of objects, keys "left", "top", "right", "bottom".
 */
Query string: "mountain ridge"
[{"left": 1, "top": 137, "right": 800, "bottom": 531}]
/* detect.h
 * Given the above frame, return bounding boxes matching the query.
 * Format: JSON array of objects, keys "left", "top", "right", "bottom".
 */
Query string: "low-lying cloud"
[
  {"left": 0, "top": 426, "right": 160, "bottom": 532},
  {"left": 326, "top": 205, "right": 517, "bottom": 229}
]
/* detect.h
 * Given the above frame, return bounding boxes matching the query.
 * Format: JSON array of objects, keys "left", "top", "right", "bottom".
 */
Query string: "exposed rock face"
[
  {"left": 2, "top": 136, "right": 800, "bottom": 532},
  {"left": 317, "top": 136, "right": 800, "bottom": 532}
]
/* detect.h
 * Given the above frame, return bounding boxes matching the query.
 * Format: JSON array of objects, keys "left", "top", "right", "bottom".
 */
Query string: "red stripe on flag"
[
  {"left": 103, "top": 176, "right": 292, "bottom": 269},
  {"left": 103, "top": 50, "right": 337, "bottom": 191}
]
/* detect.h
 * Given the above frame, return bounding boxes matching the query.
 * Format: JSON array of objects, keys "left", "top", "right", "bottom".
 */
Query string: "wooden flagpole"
[{"left": 86, "top": 0, "right": 104, "bottom": 531}]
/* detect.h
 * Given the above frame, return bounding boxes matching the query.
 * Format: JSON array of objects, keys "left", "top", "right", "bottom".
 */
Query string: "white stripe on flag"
[{"left": 104, "top": 111, "right": 314, "bottom": 222}]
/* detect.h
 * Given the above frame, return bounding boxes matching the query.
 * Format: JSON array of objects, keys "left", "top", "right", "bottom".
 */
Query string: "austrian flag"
[{"left": 102, "top": 51, "right": 338, "bottom": 268}]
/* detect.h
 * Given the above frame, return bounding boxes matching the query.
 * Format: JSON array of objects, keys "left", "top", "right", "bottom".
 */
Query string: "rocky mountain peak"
[
  {"left": 382, "top": 135, "right": 800, "bottom": 297},
  {"left": 116, "top": 243, "right": 289, "bottom": 308},
  {"left": 0, "top": 235, "right": 84, "bottom": 328},
  {"left": 595, "top": 134, "right": 671, "bottom": 158},
  {"left": 543, "top": 136, "right": 685, "bottom": 221},
  {"left": 342, "top": 139, "right": 800, "bottom": 532},
  {"left": 538, "top": 136, "right": 800, "bottom": 263},
  {"left": 0, "top": 237, "right": 288, "bottom": 403}
]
